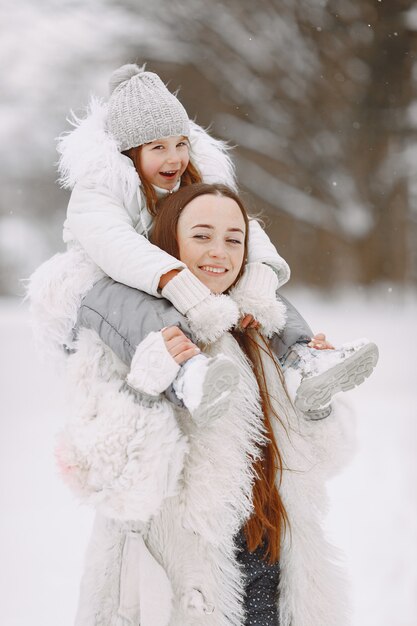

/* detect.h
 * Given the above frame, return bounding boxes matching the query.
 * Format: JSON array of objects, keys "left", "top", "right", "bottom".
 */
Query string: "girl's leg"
[
  {"left": 76, "top": 276, "right": 240, "bottom": 422},
  {"left": 76, "top": 276, "right": 191, "bottom": 367},
  {"left": 270, "top": 295, "right": 378, "bottom": 417},
  {"left": 269, "top": 294, "right": 313, "bottom": 359}
]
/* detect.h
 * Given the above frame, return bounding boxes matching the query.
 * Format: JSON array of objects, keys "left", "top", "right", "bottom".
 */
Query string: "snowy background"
[
  {"left": 1, "top": 288, "right": 416, "bottom": 626},
  {"left": 1, "top": 0, "right": 417, "bottom": 292},
  {"left": 1, "top": 1, "right": 416, "bottom": 624}
]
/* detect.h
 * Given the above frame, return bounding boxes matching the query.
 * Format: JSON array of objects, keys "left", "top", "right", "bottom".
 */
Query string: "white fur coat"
[
  {"left": 29, "top": 96, "right": 351, "bottom": 625},
  {"left": 58, "top": 327, "right": 353, "bottom": 626}
]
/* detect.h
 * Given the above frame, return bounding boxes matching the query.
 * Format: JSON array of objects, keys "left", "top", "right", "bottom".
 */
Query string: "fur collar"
[{"left": 56, "top": 97, "right": 237, "bottom": 206}]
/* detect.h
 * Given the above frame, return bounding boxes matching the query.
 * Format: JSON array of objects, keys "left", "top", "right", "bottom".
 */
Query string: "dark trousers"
[{"left": 235, "top": 528, "right": 280, "bottom": 626}]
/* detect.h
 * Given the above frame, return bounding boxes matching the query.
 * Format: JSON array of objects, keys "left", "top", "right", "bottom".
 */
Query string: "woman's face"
[{"left": 177, "top": 194, "right": 246, "bottom": 294}]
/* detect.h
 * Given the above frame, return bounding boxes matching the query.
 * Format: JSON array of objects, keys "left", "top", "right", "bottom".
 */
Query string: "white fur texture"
[
  {"left": 57, "top": 97, "right": 140, "bottom": 206},
  {"left": 235, "top": 291, "right": 287, "bottom": 337},
  {"left": 56, "top": 329, "right": 188, "bottom": 521},
  {"left": 186, "top": 293, "right": 240, "bottom": 344},
  {"left": 189, "top": 120, "right": 237, "bottom": 191},
  {"left": 57, "top": 98, "right": 237, "bottom": 202},
  {"left": 230, "top": 262, "right": 287, "bottom": 337},
  {"left": 63, "top": 329, "right": 353, "bottom": 626},
  {"left": 256, "top": 347, "right": 352, "bottom": 626},
  {"left": 26, "top": 245, "right": 104, "bottom": 360},
  {"left": 36, "top": 94, "right": 350, "bottom": 625}
]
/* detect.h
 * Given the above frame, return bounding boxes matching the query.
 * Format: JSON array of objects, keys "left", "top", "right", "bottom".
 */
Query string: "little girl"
[{"left": 29, "top": 63, "right": 378, "bottom": 421}]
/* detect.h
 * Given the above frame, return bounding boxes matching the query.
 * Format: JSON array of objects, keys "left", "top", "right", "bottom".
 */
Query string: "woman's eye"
[
  {"left": 227, "top": 239, "right": 242, "bottom": 245},
  {"left": 193, "top": 234, "right": 209, "bottom": 240},
  {"left": 152, "top": 145, "right": 164, "bottom": 150},
  {"left": 177, "top": 141, "right": 189, "bottom": 148}
]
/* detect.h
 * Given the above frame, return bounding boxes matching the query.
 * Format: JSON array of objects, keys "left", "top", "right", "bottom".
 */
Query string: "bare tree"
[{"left": 130, "top": 0, "right": 416, "bottom": 286}]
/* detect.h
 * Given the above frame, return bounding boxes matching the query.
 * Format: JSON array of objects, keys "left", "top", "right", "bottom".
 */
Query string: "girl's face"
[
  {"left": 177, "top": 194, "right": 246, "bottom": 294},
  {"left": 139, "top": 135, "right": 190, "bottom": 190}
]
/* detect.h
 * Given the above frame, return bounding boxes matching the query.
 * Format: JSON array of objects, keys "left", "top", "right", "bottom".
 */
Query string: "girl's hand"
[
  {"left": 239, "top": 314, "right": 260, "bottom": 330},
  {"left": 161, "top": 326, "right": 200, "bottom": 364},
  {"left": 308, "top": 333, "right": 335, "bottom": 350}
]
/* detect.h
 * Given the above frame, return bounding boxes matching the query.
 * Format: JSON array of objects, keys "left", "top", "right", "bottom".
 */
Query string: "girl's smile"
[{"left": 139, "top": 136, "right": 190, "bottom": 190}]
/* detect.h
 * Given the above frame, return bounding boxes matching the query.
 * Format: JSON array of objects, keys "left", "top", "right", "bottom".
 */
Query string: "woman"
[{"left": 58, "top": 184, "right": 352, "bottom": 626}]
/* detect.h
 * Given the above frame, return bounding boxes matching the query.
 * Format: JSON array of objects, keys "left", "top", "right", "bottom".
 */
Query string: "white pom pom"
[
  {"left": 108, "top": 63, "right": 146, "bottom": 95},
  {"left": 186, "top": 294, "right": 240, "bottom": 344}
]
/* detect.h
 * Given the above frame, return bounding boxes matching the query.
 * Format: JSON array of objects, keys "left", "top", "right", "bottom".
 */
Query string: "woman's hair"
[
  {"left": 125, "top": 145, "right": 202, "bottom": 216},
  {"left": 152, "top": 183, "right": 288, "bottom": 564},
  {"left": 151, "top": 182, "right": 249, "bottom": 287},
  {"left": 232, "top": 331, "right": 290, "bottom": 564}
]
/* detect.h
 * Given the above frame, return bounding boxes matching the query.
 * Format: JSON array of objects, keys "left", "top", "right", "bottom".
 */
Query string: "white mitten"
[
  {"left": 161, "top": 269, "right": 239, "bottom": 344},
  {"left": 126, "top": 331, "right": 180, "bottom": 396},
  {"left": 230, "top": 262, "right": 287, "bottom": 337}
]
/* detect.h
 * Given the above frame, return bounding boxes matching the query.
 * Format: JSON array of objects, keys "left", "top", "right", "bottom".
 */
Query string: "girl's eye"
[
  {"left": 152, "top": 145, "right": 164, "bottom": 150},
  {"left": 193, "top": 234, "right": 209, "bottom": 240},
  {"left": 177, "top": 141, "right": 189, "bottom": 148},
  {"left": 227, "top": 239, "right": 242, "bottom": 245}
]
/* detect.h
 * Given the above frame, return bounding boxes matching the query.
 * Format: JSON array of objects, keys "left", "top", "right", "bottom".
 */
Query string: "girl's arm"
[
  {"left": 65, "top": 178, "right": 186, "bottom": 297},
  {"left": 228, "top": 219, "right": 291, "bottom": 337},
  {"left": 66, "top": 179, "right": 240, "bottom": 343},
  {"left": 231, "top": 219, "right": 315, "bottom": 342},
  {"left": 248, "top": 219, "right": 290, "bottom": 287}
]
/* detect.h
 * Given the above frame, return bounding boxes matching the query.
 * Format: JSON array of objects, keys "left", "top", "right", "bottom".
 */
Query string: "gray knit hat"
[{"left": 106, "top": 63, "right": 190, "bottom": 151}]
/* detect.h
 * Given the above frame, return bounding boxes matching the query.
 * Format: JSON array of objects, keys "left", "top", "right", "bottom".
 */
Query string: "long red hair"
[{"left": 152, "top": 183, "right": 289, "bottom": 563}]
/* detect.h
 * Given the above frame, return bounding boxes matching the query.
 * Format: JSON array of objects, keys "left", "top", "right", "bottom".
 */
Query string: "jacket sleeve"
[
  {"left": 65, "top": 178, "right": 185, "bottom": 296},
  {"left": 248, "top": 219, "right": 291, "bottom": 288},
  {"left": 76, "top": 277, "right": 192, "bottom": 367}
]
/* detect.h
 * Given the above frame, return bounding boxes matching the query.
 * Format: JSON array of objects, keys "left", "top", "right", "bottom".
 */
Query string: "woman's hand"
[
  {"left": 308, "top": 333, "right": 335, "bottom": 350},
  {"left": 161, "top": 326, "right": 201, "bottom": 364}
]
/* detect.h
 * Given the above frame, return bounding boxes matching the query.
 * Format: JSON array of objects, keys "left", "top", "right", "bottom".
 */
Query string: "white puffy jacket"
[
  {"left": 60, "top": 98, "right": 290, "bottom": 298},
  {"left": 28, "top": 98, "right": 291, "bottom": 357}
]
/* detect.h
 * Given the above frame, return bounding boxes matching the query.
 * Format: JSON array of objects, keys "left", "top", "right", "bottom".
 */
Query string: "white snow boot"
[
  {"left": 282, "top": 338, "right": 379, "bottom": 416},
  {"left": 173, "top": 353, "right": 240, "bottom": 427}
]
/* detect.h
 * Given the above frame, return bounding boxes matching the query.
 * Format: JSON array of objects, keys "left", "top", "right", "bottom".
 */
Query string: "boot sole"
[
  {"left": 192, "top": 357, "right": 240, "bottom": 426},
  {"left": 294, "top": 342, "right": 379, "bottom": 412}
]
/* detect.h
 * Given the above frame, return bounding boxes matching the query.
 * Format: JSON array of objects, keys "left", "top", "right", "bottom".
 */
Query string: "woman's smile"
[
  {"left": 199, "top": 265, "right": 228, "bottom": 274},
  {"left": 177, "top": 194, "right": 246, "bottom": 293}
]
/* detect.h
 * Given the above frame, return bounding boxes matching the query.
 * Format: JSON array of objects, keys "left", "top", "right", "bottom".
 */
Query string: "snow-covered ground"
[{"left": 0, "top": 287, "right": 416, "bottom": 626}]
